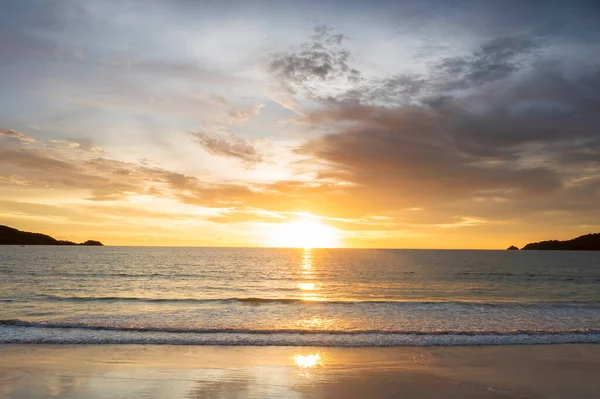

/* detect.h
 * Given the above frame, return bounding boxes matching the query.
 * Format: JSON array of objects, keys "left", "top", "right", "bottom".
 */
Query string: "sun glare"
[
  {"left": 294, "top": 353, "right": 322, "bottom": 368},
  {"left": 266, "top": 217, "right": 341, "bottom": 248},
  {"left": 298, "top": 282, "right": 315, "bottom": 290}
]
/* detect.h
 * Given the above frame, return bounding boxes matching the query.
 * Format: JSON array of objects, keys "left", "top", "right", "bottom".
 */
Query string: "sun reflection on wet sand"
[{"left": 294, "top": 353, "right": 323, "bottom": 368}]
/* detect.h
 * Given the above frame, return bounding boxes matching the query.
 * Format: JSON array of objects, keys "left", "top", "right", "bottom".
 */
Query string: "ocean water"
[{"left": 1, "top": 246, "right": 599, "bottom": 346}]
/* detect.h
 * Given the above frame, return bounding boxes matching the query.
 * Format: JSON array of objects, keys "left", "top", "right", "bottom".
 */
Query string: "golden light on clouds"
[
  {"left": 2, "top": 1, "right": 599, "bottom": 250},
  {"left": 266, "top": 216, "right": 341, "bottom": 248}
]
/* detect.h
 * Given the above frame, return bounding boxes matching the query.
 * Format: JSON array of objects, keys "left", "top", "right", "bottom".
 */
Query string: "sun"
[{"left": 266, "top": 216, "right": 341, "bottom": 248}]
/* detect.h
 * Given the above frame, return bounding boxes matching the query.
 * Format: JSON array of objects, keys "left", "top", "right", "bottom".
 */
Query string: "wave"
[
  {"left": 2, "top": 319, "right": 600, "bottom": 346},
  {"left": 0, "top": 271, "right": 311, "bottom": 282},
  {"left": 32, "top": 295, "right": 315, "bottom": 304},
  {"left": 2, "top": 319, "right": 599, "bottom": 335},
  {"left": 13, "top": 295, "right": 600, "bottom": 307}
]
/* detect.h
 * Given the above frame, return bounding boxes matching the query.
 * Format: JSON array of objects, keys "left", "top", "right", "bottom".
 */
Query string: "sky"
[{"left": 1, "top": 0, "right": 600, "bottom": 248}]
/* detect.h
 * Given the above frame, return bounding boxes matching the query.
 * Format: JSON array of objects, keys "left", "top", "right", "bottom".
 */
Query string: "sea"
[{"left": 1, "top": 246, "right": 599, "bottom": 346}]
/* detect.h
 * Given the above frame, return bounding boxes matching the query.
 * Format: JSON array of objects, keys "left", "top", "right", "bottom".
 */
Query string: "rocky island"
[
  {"left": 521, "top": 233, "right": 600, "bottom": 251},
  {"left": 0, "top": 225, "right": 103, "bottom": 246}
]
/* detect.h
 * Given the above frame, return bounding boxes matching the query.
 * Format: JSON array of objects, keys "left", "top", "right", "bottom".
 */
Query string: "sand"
[{"left": 1, "top": 344, "right": 599, "bottom": 398}]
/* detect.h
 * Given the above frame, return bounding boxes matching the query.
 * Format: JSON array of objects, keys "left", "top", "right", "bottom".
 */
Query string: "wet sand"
[{"left": 0, "top": 344, "right": 599, "bottom": 398}]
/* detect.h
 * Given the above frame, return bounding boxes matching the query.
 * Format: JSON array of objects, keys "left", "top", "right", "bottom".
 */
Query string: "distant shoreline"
[
  {"left": 2, "top": 223, "right": 600, "bottom": 250},
  {"left": 510, "top": 232, "right": 600, "bottom": 251},
  {"left": 0, "top": 225, "right": 103, "bottom": 246}
]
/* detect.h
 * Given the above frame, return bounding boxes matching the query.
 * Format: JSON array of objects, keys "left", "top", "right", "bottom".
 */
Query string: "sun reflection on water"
[
  {"left": 301, "top": 248, "right": 312, "bottom": 271},
  {"left": 298, "top": 282, "right": 315, "bottom": 290},
  {"left": 299, "top": 248, "right": 321, "bottom": 302}
]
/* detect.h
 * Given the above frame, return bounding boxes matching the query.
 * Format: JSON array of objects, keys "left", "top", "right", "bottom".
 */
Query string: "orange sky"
[{"left": 1, "top": 1, "right": 599, "bottom": 248}]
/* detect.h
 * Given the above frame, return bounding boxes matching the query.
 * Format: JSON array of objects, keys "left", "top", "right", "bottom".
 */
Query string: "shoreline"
[{"left": 1, "top": 344, "right": 599, "bottom": 398}]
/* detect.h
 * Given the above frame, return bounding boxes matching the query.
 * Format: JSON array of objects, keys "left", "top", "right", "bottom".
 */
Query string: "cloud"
[
  {"left": 435, "top": 36, "right": 539, "bottom": 90},
  {"left": 314, "top": 35, "right": 540, "bottom": 108},
  {"left": 292, "top": 38, "right": 600, "bottom": 225},
  {"left": 0, "top": 200, "right": 191, "bottom": 223},
  {"left": 298, "top": 104, "right": 562, "bottom": 204},
  {"left": 50, "top": 139, "right": 103, "bottom": 153},
  {"left": 0, "top": 132, "right": 266, "bottom": 207},
  {"left": 0, "top": 128, "right": 36, "bottom": 143},
  {"left": 1, "top": 111, "right": 598, "bottom": 239},
  {"left": 269, "top": 26, "right": 361, "bottom": 96},
  {"left": 2, "top": 2, "right": 600, "bottom": 246},
  {"left": 0, "top": 146, "right": 141, "bottom": 201},
  {"left": 227, "top": 103, "right": 265, "bottom": 122},
  {"left": 0, "top": 134, "right": 188, "bottom": 202},
  {"left": 206, "top": 208, "right": 286, "bottom": 224},
  {"left": 188, "top": 130, "right": 266, "bottom": 165},
  {"left": 0, "top": 176, "right": 30, "bottom": 186}
]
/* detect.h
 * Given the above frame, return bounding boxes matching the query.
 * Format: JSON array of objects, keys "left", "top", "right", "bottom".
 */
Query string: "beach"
[
  {"left": 2, "top": 248, "right": 600, "bottom": 398},
  {"left": 3, "top": 0, "right": 600, "bottom": 396},
  {"left": 1, "top": 344, "right": 599, "bottom": 398}
]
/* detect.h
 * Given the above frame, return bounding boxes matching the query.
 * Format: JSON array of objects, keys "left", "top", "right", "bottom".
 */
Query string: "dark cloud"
[
  {"left": 265, "top": 27, "right": 600, "bottom": 226},
  {"left": 188, "top": 130, "right": 265, "bottom": 165},
  {"left": 436, "top": 36, "right": 538, "bottom": 90},
  {"left": 444, "top": 64, "right": 600, "bottom": 161},
  {"left": 299, "top": 106, "right": 562, "bottom": 200},
  {"left": 269, "top": 26, "right": 361, "bottom": 94},
  {"left": 295, "top": 56, "right": 600, "bottom": 222},
  {"left": 368, "top": 75, "right": 429, "bottom": 103},
  {"left": 559, "top": 140, "right": 600, "bottom": 166},
  {"left": 316, "top": 35, "right": 540, "bottom": 108}
]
